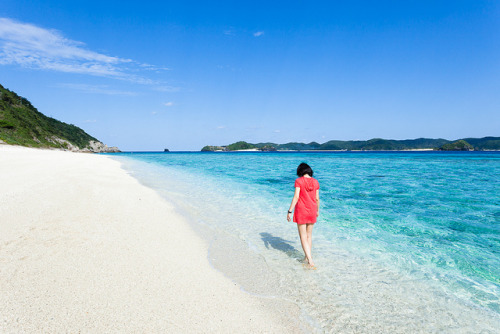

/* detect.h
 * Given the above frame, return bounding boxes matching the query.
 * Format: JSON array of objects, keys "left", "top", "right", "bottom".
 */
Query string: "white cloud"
[
  {"left": 163, "top": 102, "right": 174, "bottom": 107},
  {"left": 253, "top": 31, "right": 264, "bottom": 37},
  {"left": 139, "top": 63, "right": 170, "bottom": 71},
  {"left": 217, "top": 125, "right": 226, "bottom": 129},
  {"left": 58, "top": 83, "right": 138, "bottom": 96},
  {"left": 151, "top": 111, "right": 158, "bottom": 115},
  {"left": 154, "top": 85, "right": 181, "bottom": 92},
  {"left": 0, "top": 17, "right": 165, "bottom": 84},
  {"left": 274, "top": 129, "right": 280, "bottom": 133}
]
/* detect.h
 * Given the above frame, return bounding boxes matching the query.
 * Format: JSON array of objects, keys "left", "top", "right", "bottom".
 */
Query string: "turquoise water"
[{"left": 111, "top": 151, "right": 500, "bottom": 332}]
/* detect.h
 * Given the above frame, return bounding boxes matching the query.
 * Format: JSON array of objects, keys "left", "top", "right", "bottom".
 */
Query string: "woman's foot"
[{"left": 306, "top": 257, "right": 315, "bottom": 267}]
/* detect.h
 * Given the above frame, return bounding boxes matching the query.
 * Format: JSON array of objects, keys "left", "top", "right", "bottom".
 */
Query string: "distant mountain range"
[
  {"left": 0, "top": 83, "right": 119, "bottom": 152},
  {"left": 202, "top": 137, "right": 500, "bottom": 152}
]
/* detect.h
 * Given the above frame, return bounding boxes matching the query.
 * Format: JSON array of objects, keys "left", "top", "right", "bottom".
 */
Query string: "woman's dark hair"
[{"left": 297, "top": 163, "right": 313, "bottom": 177}]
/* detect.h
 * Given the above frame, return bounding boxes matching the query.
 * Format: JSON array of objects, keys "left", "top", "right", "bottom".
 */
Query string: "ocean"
[{"left": 110, "top": 151, "right": 500, "bottom": 332}]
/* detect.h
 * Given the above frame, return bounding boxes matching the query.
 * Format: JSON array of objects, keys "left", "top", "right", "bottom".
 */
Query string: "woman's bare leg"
[
  {"left": 297, "top": 224, "right": 314, "bottom": 266},
  {"left": 302, "top": 224, "right": 314, "bottom": 262},
  {"left": 306, "top": 223, "right": 314, "bottom": 256}
]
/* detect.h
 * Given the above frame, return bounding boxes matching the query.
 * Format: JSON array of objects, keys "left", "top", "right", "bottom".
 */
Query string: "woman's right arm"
[{"left": 287, "top": 187, "right": 300, "bottom": 222}]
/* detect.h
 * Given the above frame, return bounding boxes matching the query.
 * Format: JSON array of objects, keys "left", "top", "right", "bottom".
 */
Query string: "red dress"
[{"left": 293, "top": 177, "right": 320, "bottom": 224}]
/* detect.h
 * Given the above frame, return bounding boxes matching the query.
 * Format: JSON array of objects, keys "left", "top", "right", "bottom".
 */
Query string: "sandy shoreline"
[{"left": 0, "top": 145, "right": 303, "bottom": 333}]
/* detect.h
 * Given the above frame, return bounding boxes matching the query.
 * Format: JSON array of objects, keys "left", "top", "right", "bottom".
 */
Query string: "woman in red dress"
[{"left": 287, "top": 163, "right": 320, "bottom": 268}]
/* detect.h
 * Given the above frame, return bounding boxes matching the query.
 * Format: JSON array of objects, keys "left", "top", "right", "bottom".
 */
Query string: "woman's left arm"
[{"left": 316, "top": 189, "right": 320, "bottom": 217}]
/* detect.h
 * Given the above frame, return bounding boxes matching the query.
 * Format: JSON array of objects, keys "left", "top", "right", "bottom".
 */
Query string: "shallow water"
[{"left": 110, "top": 151, "right": 500, "bottom": 332}]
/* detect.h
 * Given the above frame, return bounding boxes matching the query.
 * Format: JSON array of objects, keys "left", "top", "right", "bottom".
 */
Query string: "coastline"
[{"left": 0, "top": 145, "right": 304, "bottom": 333}]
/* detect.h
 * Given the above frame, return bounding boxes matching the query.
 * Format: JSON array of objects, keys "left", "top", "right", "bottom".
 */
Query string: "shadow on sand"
[{"left": 260, "top": 232, "right": 303, "bottom": 259}]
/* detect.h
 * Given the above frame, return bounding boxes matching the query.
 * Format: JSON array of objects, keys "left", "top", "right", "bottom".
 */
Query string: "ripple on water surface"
[{"left": 112, "top": 151, "right": 500, "bottom": 332}]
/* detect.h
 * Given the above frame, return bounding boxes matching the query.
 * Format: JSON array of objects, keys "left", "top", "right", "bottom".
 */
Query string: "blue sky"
[{"left": 1, "top": 1, "right": 499, "bottom": 151}]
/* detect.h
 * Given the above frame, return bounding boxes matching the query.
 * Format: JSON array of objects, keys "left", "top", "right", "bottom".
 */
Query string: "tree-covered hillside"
[
  {"left": 0, "top": 83, "right": 118, "bottom": 152},
  {"left": 226, "top": 141, "right": 257, "bottom": 150},
  {"left": 202, "top": 137, "right": 500, "bottom": 151},
  {"left": 319, "top": 138, "right": 450, "bottom": 150},
  {"left": 439, "top": 140, "right": 474, "bottom": 151},
  {"left": 462, "top": 137, "right": 500, "bottom": 150}
]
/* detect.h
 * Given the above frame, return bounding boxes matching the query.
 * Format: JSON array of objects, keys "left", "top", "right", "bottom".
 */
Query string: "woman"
[{"left": 287, "top": 163, "right": 320, "bottom": 268}]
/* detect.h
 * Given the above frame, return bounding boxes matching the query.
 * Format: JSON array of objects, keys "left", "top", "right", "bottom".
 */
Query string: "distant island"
[
  {"left": 0, "top": 83, "right": 119, "bottom": 153},
  {"left": 202, "top": 137, "right": 500, "bottom": 152}
]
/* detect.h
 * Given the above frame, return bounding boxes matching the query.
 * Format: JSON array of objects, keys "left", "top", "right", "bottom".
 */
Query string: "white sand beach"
[{"left": 0, "top": 145, "right": 302, "bottom": 333}]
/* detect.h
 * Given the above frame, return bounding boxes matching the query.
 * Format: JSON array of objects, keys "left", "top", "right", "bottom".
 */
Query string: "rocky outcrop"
[
  {"left": 50, "top": 137, "right": 120, "bottom": 153},
  {"left": 83, "top": 140, "right": 120, "bottom": 153}
]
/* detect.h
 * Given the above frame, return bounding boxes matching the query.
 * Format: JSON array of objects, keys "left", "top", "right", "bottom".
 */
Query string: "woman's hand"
[{"left": 287, "top": 212, "right": 292, "bottom": 222}]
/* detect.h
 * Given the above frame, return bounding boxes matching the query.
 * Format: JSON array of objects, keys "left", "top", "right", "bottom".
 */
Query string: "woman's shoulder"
[{"left": 294, "top": 177, "right": 305, "bottom": 186}]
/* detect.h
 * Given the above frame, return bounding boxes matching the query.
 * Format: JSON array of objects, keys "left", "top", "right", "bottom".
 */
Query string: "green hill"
[
  {"left": 461, "top": 137, "right": 500, "bottom": 150},
  {"left": 319, "top": 138, "right": 450, "bottom": 150},
  {"left": 276, "top": 142, "right": 321, "bottom": 150},
  {"left": 0, "top": 83, "right": 119, "bottom": 152},
  {"left": 439, "top": 140, "right": 474, "bottom": 151},
  {"left": 202, "top": 136, "right": 500, "bottom": 151},
  {"left": 226, "top": 141, "right": 257, "bottom": 150},
  {"left": 201, "top": 145, "right": 225, "bottom": 151}
]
